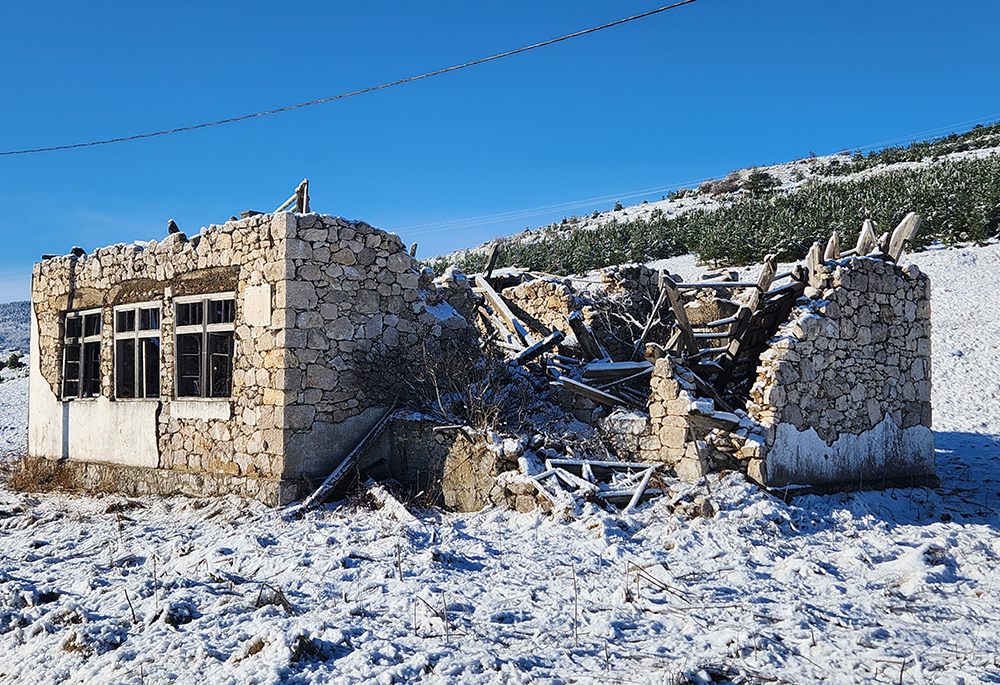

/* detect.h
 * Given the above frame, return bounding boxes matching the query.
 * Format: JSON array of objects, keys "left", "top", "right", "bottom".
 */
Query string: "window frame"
[
  {"left": 173, "top": 292, "right": 236, "bottom": 399},
  {"left": 62, "top": 308, "right": 103, "bottom": 400},
  {"left": 113, "top": 301, "right": 162, "bottom": 400}
]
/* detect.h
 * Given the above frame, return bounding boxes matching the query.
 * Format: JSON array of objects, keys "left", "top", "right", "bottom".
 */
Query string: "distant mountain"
[{"left": 0, "top": 301, "right": 29, "bottom": 353}]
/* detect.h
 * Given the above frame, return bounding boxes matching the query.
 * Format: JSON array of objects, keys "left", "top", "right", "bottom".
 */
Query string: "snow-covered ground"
[
  {"left": 0, "top": 361, "right": 27, "bottom": 461},
  {"left": 2, "top": 246, "right": 1000, "bottom": 684}
]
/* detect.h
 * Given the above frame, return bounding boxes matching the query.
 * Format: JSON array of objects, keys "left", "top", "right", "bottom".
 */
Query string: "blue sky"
[{"left": 2, "top": 0, "right": 1000, "bottom": 302}]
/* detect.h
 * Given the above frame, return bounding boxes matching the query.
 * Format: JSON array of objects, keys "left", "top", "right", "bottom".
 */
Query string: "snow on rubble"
[{"left": 1, "top": 242, "right": 1000, "bottom": 684}]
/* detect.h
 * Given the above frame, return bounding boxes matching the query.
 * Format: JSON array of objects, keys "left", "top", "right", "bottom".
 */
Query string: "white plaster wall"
[
  {"left": 28, "top": 304, "right": 160, "bottom": 468},
  {"left": 766, "top": 414, "right": 935, "bottom": 488}
]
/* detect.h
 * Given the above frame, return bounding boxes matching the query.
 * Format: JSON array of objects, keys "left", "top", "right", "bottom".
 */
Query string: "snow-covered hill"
[
  {"left": 0, "top": 301, "right": 29, "bottom": 355},
  {"left": 1, "top": 242, "right": 999, "bottom": 684},
  {"left": 433, "top": 141, "right": 1000, "bottom": 270}
]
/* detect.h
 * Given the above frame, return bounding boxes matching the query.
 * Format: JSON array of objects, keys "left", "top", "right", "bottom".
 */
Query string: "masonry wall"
[
  {"left": 600, "top": 358, "right": 766, "bottom": 481},
  {"left": 599, "top": 255, "right": 933, "bottom": 491},
  {"left": 748, "top": 256, "right": 934, "bottom": 487},
  {"left": 28, "top": 211, "right": 475, "bottom": 504},
  {"left": 267, "top": 214, "right": 475, "bottom": 482}
]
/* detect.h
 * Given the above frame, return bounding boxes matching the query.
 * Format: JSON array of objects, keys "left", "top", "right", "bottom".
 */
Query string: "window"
[
  {"left": 114, "top": 302, "right": 161, "bottom": 399},
  {"left": 63, "top": 309, "right": 102, "bottom": 399},
  {"left": 174, "top": 293, "right": 236, "bottom": 398}
]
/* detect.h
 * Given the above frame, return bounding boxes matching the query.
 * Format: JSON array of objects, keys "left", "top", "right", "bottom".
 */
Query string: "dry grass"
[{"left": 7, "top": 457, "right": 77, "bottom": 493}]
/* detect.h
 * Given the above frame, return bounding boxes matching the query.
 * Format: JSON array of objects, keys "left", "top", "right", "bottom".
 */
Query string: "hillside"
[
  {"left": 0, "top": 301, "right": 29, "bottom": 354},
  {"left": 429, "top": 121, "right": 1000, "bottom": 275}
]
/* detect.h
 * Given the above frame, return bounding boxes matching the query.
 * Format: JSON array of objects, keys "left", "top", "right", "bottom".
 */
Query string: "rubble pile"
[{"left": 444, "top": 211, "right": 936, "bottom": 512}]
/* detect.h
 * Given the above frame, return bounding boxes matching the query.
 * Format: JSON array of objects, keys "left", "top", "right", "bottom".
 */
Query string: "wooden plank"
[
  {"left": 555, "top": 376, "right": 627, "bottom": 407},
  {"left": 475, "top": 275, "right": 536, "bottom": 346},
  {"left": 693, "top": 331, "right": 730, "bottom": 340},
  {"left": 624, "top": 467, "right": 655, "bottom": 513},
  {"left": 824, "top": 230, "right": 841, "bottom": 261},
  {"left": 888, "top": 211, "right": 922, "bottom": 261},
  {"left": 513, "top": 330, "right": 564, "bottom": 366},
  {"left": 298, "top": 403, "right": 398, "bottom": 511},
  {"left": 662, "top": 274, "right": 699, "bottom": 357},
  {"left": 482, "top": 244, "right": 500, "bottom": 282},
  {"left": 855, "top": 218, "right": 877, "bottom": 256},
  {"left": 567, "top": 311, "right": 607, "bottom": 361},
  {"left": 674, "top": 281, "right": 763, "bottom": 289},
  {"left": 596, "top": 367, "right": 654, "bottom": 391},
  {"left": 583, "top": 361, "right": 653, "bottom": 379},
  {"left": 704, "top": 314, "right": 740, "bottom": 328},
  {"left": 712, "top": 255, "right": 776, "bottom": 391}
]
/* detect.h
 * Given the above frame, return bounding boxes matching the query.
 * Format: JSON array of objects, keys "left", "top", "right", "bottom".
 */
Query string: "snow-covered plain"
[{"left": 2, "top": 245, "right": 1000, "bottom": 684}]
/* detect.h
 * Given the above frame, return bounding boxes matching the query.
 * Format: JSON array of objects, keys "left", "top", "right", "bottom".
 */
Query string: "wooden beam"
[
  {"left": 298, "top": 403, "right": 397, "bottom": 511},
  {"left": 513, "top": 330, "right": 565, "bottom": 366},
  {"left": 661, "top": 274, "right": 699, "bottom": 357},
  {"left": 475, "top": 275, "right": 536, "bottom": 346},
  {"left": 555, "top": 376, "right": 628, "bottom": 407},
  {"left": 712, "top": 254, "right": 776, "bottom": 391},
  {"left": 631, "top": 270, "right": 669, "bottom": 360},
  {"left": 887, "top": 211, "right": 922, "bottom": 261},
  {"left": 583, "top": 360, "right": 653, "bottom": 380},
  {"left": 567, "top": 311, "right": 607, "bottom": 361},
  {"left": 482, "top": 244, "right": 500, "bottom": 282}
]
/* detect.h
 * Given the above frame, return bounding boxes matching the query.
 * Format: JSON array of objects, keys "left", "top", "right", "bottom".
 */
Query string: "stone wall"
[
  {"left": 29, "top": 211, "right": 476, "bottom": 504},
  {"left": 748, "top": 256, "right": 934, "bottom": 487},
  {"left": 600, "top": 359, "right": 766, "bottom": 481},
  {"left": 598, "top": 255, "right": 933, "bottom": 491},
  {"left": 378, "top": 416, "right": 517, "bottom": 511}
]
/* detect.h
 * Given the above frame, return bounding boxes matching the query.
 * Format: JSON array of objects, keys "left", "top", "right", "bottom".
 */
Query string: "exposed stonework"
[
  {"left": 377, "top": 416, "right": 519, "bottom": 512},
  {"left": 748, "top": 256, "right": 934, "bottom": 487},
  {"left": 28, "top": 211, "right": 476, "bottom": 504},
  {"left": 596, "top": 255, "right": 934, "bottom": 491},
  {"left": 600, "top": 359, "right": 766, "bottom": 480}
]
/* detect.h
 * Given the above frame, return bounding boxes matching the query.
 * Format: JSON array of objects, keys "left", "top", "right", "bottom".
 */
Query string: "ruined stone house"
[{"left": 26, "top": 211, "right": 475, "bottom": 505}]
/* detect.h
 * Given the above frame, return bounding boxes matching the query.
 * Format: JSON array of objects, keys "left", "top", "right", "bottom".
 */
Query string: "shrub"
[
  {"left": 743, "top": 168, "right": 781, "bottom": 197},
  {"left": 6, "top": 353, "right": 23, "bottom": 369},
  {"left": 613, "top": 201, "right": 624, "bottom": 211}
]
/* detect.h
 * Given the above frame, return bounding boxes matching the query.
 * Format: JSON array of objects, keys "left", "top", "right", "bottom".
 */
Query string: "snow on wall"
[{"left": 750, "top": 256, "right": 934, "bottom": 487}]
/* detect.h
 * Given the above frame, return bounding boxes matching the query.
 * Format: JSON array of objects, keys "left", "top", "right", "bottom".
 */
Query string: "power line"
[{"left": 0, "top": 1, "right": 701, "bottom": 157}]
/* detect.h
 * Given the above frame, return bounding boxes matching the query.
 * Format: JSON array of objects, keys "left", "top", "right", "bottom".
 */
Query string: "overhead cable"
[{"left": 0, "top": 0, "right": 701, "bottom": 157}]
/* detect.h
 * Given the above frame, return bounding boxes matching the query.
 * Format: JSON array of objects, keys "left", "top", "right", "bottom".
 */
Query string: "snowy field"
[{"left": 1, "top": 244, "right": 1000, "bottom": 684}]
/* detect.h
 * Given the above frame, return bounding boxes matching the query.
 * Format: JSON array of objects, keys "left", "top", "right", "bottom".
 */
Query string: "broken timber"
[
  {"left": 475, "top": 275, "right": 537, "bottom": 347},
  {"left": 298, "top": 402, "right": 398, "bottom": 512},
  {"left": 513, "top": 330, "right": 565, "bottom": 366},
  {"left": 567, "top": 311, "right": 608, "bottom": 361},
  {"left": 553, "top": 376, "right": 627, "bottom": 407}
]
